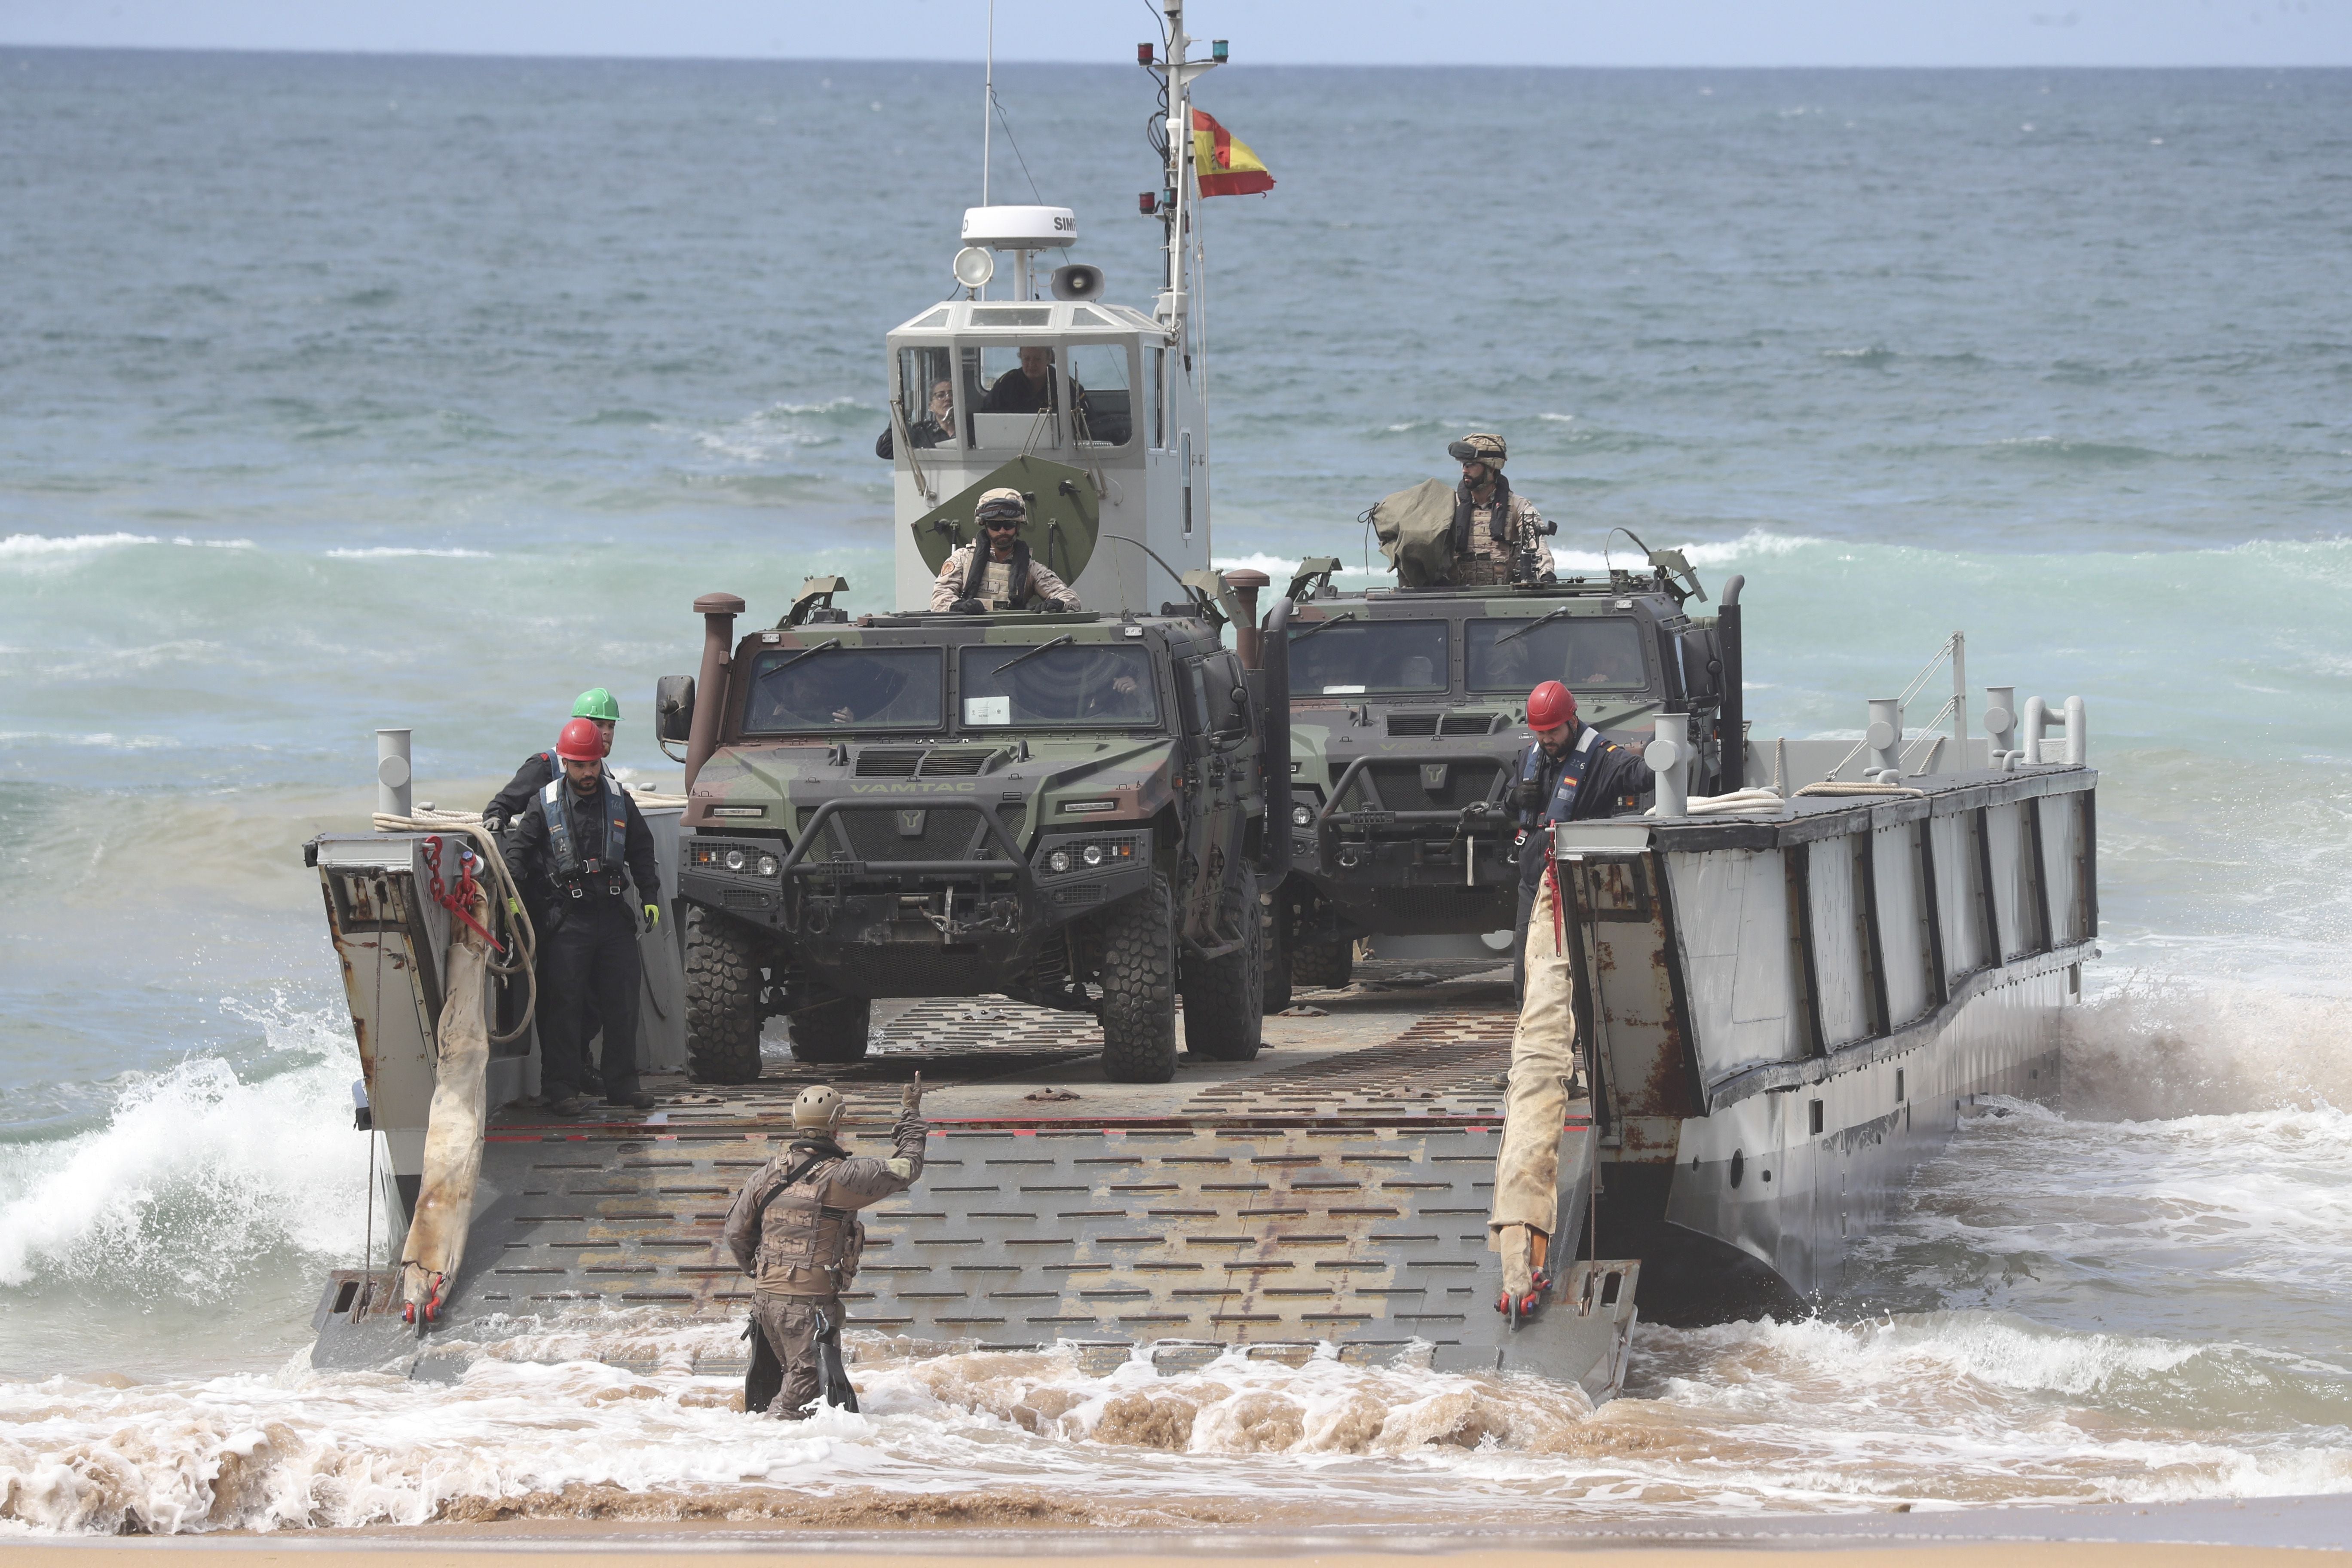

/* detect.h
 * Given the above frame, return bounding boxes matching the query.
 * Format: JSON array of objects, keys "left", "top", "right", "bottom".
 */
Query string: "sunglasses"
[{"left": 982, "top": 518, "right": 1023, "bottom": 531}]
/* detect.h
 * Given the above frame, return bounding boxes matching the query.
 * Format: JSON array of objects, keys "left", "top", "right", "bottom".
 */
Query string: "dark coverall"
[
  {"left": 722, "top": 1116, "right": 928, "bottom": 1418},
  {"left": 1511, "top": 722, "right": 1649, "bottom": 1002},
  {"left": 480, "top": 749, "right": 558, "bottom": 834},
  {"left": 509, "top": 774, "right": 660, "bottom": 1103}
]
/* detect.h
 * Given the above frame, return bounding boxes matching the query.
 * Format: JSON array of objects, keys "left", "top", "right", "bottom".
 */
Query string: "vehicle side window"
[{"left": 1181, "top": 660, "right": 1212, "bottom": 737}]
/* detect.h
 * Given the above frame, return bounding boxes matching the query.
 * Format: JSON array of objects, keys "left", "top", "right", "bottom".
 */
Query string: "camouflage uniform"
[
  {"left": 928, "top": 544, "right": 1081, "bottom": 612},
  {"left": 1454, "top": 490, "right": 1556, "bottom": 587},
  {"left": 723, "top": 1115, "right": 928, "bottom": 1418}
]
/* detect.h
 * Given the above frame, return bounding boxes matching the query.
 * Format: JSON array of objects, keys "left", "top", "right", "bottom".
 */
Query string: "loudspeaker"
[{"left": 1050, "top": 263, "right": 1105, "bottom": 301}]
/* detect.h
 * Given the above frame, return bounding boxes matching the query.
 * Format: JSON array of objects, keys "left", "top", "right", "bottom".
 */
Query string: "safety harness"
[{"left": 535, "top": 772, "right": 630, "bottom": 899}]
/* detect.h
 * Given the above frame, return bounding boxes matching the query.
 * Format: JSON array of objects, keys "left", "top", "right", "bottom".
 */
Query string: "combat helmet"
[
  {"left": 791, "top": 1084, "right": 846, "bottom": 1136},
  {"left": 975, "top": 487, "right": 1027, "bottom": 525},
  {"left": 1447, "top": 432, "right": 1508, "bottom": 468}
]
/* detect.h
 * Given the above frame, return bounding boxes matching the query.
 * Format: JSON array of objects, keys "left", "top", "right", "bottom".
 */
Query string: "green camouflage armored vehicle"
[
  {"left": 654, "top": 544, "right": 1289, "bottom": 1087},
  {"left": 1267, "top": 549, "right": 1737, "bottom": 992}
]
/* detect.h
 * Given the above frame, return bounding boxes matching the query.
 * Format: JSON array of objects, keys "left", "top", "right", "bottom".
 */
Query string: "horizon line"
[{"left": 4, "top": 43, "right": 2348, "bottom": 71}]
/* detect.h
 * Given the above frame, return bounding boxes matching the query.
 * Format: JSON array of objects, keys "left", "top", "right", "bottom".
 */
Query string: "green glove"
[{"left": 643, "top": 903, "right": 661, "bottom": 928}]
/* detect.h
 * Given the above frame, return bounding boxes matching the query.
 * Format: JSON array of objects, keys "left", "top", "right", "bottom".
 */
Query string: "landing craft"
[{"left": 298, "top": 5, "right": 2098, "bottom": 1403}]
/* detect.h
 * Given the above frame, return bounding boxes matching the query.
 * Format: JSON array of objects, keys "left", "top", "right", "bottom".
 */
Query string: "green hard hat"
[{"left": 572, "top": 687, "right": 621, "bottom": 723}]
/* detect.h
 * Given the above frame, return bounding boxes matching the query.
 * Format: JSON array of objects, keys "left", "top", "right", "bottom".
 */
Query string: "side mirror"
[{"left": 655, "top": 675, "right": 696, "bottom": 744}]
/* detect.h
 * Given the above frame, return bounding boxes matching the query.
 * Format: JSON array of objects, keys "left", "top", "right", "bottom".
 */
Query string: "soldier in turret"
[
  {"left": 1447, "top": 432, "right": 1556, "bottom": 587},
  {"left": 929, "top": 489, "right": 1082, "bottom": 613},
  {"left": 724, "top": 1081, "right": 928, "bottom": 1419}
]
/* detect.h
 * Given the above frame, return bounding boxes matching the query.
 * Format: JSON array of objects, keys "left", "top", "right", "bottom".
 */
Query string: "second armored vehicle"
[{"left": 1270, "top": 550, "right": 1737, "bottom": 991}]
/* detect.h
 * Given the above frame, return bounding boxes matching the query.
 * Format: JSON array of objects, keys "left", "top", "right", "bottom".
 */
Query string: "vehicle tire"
[
  {"left": 1099, "top": 873, "right": 1178, "bottom": 1084},
  {"left": 1261, "top": 882, "right": 1293, "bottom": 1015},
  {"left": 684, "top": 906, "right": 765, "bottom": 1085},
  {"left": 787, "top": 977, "right": 871, "bottom": 1065},
  {"left": 1185, "top": 868, "right": 1264, "bottom": 1061},
  {"left": 1289, "top": 934, "right": 1354, "bottom": 991}
]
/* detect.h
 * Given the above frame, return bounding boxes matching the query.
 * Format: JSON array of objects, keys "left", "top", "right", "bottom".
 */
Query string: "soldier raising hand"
[{"left": 722, "top": 1082, "right": 928, "bottom": 1419}]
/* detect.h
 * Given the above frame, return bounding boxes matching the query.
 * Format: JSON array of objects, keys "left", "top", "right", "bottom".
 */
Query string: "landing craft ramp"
[{"left": 310, "top": 973, "right": 1636, "bottom": 1404}]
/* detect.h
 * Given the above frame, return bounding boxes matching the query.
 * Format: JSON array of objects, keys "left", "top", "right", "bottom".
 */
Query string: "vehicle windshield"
[
  {"left": 1466, "top": 616, "right": 1648, "bottom": 692},
  {"left": 1285, "top": 619, "right": 1449, "bottom": 696},
  {"left": 741, "top": 646, "right": 944, "bottom": 733},
  {"left": 957, "top": 643, "right": 1159, "bottom": 728}
]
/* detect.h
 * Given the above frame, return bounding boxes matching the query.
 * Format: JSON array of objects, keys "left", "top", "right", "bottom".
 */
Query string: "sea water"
[{"left": 0, "top": 51, "right": 2348, "bottom": 1532}]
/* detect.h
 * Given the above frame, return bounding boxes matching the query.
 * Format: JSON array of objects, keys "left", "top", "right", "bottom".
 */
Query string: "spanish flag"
[{"left": 1191, "top": 108, "right": 1274, "bottom": 197}]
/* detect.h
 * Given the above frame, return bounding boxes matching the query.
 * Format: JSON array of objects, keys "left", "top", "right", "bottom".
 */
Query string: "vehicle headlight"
[
  {"left": 1291, "top": 802, "right": 1314, "bottom": 827},
  {"left": 1082, "top": 844, "right": 1105, "bottom": 867},
  {"left": 1047, "top": 848, "right": 1072, "bottom": 874},
  {"left": 724, "top": 848, "right": 745, "bottom": 872},
  {"left": 757, "top": 854, "right": 778, "bottom": 877}
]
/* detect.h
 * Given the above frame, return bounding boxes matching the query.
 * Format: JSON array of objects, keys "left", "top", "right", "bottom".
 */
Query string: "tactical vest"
[
  {"left": 1517, "top": 726, "right": 1605, "bottom": 887},
  {"left": 751, "top": 1149, "right": 865, "bottom": 1298},
  {"left": 536, "top": 773, "right": 631, "bottom": 900}
]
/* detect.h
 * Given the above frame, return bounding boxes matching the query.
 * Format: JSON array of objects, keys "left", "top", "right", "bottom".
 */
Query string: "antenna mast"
[{"left": 981, "top": 0, "right": 995, "bottom": 211}]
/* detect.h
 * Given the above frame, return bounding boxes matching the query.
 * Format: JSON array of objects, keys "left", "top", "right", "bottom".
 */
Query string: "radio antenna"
[{"left": 981, "top": 0, "right": 995, "bottom": 208}]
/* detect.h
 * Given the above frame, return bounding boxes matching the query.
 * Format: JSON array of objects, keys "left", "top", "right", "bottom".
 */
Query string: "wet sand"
[
  {"left": 2, "top": 1545, "right": 2343, "bottom": 1566},
  {"left": 12, "top": 1493, "right": 2352, "bottom": 1562}
]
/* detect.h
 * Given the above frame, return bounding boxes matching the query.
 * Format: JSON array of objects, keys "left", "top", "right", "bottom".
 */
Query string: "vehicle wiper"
[
  {"left": 1495, "top": 606, "right": 1576, "bottom": 646},
  {"left": 1286, "top": 611, "right": 1358, "bottom": 644},
  {"left": 992, "top": 634, "right": 1075, "bottom": 676},
  {"left": 762, "top": 638, "right": 842, "bottom": 674}
]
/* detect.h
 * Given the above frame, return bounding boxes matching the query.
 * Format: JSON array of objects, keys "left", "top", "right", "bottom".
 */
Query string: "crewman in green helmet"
[{"left": 482, "top": 688, "right": 624, "bottom": 832}]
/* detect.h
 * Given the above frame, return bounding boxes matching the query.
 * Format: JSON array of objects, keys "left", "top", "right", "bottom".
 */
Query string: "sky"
[{"left": 1, "top": 0, "right": 2348, "bottom": 67}]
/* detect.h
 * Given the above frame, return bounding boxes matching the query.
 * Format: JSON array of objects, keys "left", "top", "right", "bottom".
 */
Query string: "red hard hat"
[
  {"left": 1526, "top": 680, "right": 1577, "bottom": 729},
  {"left": 555, "top": 717, "right": 604, "bottom": 761}
]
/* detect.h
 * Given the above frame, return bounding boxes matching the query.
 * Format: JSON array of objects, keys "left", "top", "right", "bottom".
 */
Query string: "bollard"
[
  {"left": 1983, "top": 685, "right": 2017, "bottom": 757},
  {"left": 2022, "top": 696, "right": 2050, "bottom": 764},
  {"left": 376, "top": 728, "right": 413, "bottom": 818},
  {"left": 2064, "top": 695, "right": 2087, "bottom": 765},
  {"left": 1650, "top": 713, "right": 1688, "bottom": 817},
  {"left": 1866, "top": 698, "right": 1902, "bottom": 775}
]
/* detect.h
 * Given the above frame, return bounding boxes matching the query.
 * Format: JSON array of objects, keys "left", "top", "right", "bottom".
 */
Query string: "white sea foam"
[
  {"left": 321, "top": 547, "right": 494, "bottom": 559},
  {"left": 0, "top": 533, "right": 254, "bottom": 564},
  {"left": 0, "top": 1004, "right": 365, "bottom": 1297}
]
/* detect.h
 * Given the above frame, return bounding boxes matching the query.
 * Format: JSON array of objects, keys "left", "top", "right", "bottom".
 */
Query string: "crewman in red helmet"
[
  {"left": 1492, "top": 680, "right": 1647, "bottom": 1319},
  {"left": 508, "top": 717, "right": 663, "bottom": 1115}
]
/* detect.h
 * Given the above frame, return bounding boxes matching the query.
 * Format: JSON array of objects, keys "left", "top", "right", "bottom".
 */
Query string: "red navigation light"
[
  {"left": 1137, "top": 43, "right": 1154, "bottom": 64},
  {"left": 1137, "top": 192, "right": 1157, "bottom": 215}
]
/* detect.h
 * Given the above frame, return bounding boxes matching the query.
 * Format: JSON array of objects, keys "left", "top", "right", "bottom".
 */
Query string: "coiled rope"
[{"left": 370, "top": 805, "right": 539, "bottom": 1044}]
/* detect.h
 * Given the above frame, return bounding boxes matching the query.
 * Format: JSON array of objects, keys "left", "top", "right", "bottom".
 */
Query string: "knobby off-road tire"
[
  {"left": 1099, "top": 873, "right": 1178, "bottom": 1084},
  {"left": 1289, "top": 934, "right": 1354, "bottom": 991},
  {"left": 787, "top": 977, "right": 871, "bottom": 1065},
  {"left": 1185, "top": 867, "right": 1264, "bottom": 1061},
  {"left": 684, "top": 906, "right": 765, "bottom": 1085}
]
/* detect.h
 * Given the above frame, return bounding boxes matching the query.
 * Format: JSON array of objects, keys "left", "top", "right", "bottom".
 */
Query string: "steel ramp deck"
[{"left": 312, "top": 976, "right": 1637, "bottom": 1403}]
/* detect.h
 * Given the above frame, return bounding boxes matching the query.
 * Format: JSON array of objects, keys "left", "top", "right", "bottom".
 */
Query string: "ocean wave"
[
  {"left": 0, "top": 1003, "right": 364, "bottom": 1298},
  {"left": 2064, "top": 974, "right": 2352, "bottom": 1120},
  {"left": 1208, "top": 552, "right": 1381, "bottom": 581},
  {"left": 0, "top": 1305, "right": 2348, "bottom": 1535},
  {"left": 321, "top": 547, "right": 494, "bottom": 559},
  {"left": 0, "top": 533, "right": 255, "bottom": 561}
]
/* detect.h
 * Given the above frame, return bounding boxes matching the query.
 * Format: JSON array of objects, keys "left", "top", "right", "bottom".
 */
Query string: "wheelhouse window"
[
  {"left": 1466, "top": 616, "right": 1648, "bottom": 693},
  {"left": 963, "top": 343, "right": 1063, "bottom": 449},
  {"left": 1066, "top": 343, "right": 1134, "bottom": 447},
  {"left": 741, "top": 646, "right": 944, "bottom": 734},
  {"left": 896, "top": 346, "right": 957, "bottom": 453},
  {"left": 1285, "top": 619, "right": 1449, "bottom": 696},
  {"left": 957, "top": 643, "right": 1160, "bottom": 729}
]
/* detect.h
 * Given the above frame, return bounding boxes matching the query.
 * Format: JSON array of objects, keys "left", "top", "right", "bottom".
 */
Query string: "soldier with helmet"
[
  {"left": 1492, "top": 679, "right": 1648, "bottom": 1320},
  {"left": 928, "top": 488, "right": 1082, "bottom": 613},
  {"left": 508, "top": 716, "right": 663, "bottom": 1115},
  {"left": 723, "top": 1079, "right": 929, "bottom": 1419},
  {"left": 1447, "top": 432, "right": 1556, "bottom": 587}
]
